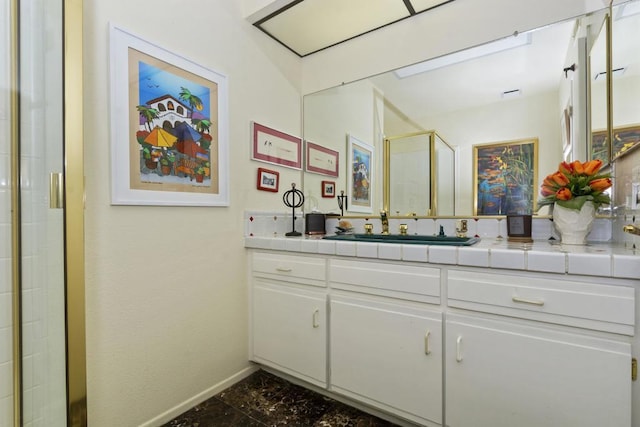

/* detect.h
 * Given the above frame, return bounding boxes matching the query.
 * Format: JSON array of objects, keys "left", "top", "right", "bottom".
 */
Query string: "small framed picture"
[
  {"left": 257, "top": 167, "right": 279, "bottom": 192},
  {"left": 322, "top": 180, "right": 336, "bottom": 198}
]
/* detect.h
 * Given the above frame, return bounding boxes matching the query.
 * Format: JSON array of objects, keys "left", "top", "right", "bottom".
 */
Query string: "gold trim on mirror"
[{"left": 605, "top": 9, "right": 613, "bottom": 165}]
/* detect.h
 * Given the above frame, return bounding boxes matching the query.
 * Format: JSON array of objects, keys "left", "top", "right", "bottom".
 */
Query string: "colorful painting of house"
[{"left": 134, "top": 59, "right": 215, "bottom": 188}]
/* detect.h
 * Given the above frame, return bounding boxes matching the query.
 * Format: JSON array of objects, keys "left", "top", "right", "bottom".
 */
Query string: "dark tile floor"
[{"left": 164, "top": 369, "right": 400, "bottom": 426}]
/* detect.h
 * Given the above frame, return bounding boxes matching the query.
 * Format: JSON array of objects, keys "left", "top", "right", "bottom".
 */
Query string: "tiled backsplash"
[{"left": 245, "top": 210, "right": 613, "bottom": 242}]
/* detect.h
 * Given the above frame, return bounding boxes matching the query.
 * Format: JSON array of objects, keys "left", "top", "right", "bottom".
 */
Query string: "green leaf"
[{"left": 556, "top": 195, "right": 590, "bottom": 211}]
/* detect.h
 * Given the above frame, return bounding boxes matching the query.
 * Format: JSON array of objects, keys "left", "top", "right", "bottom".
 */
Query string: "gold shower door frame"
[{"left": 9, "top": 0, "right": 86, "bottom": 425}]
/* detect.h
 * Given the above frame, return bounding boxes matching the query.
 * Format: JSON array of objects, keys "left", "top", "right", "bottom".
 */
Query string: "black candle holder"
[
  {"left": 282, "top": 183, "right": 304, "bottom": 237},
  {"left": 337, "top": 190, "right": 348, "bottom": 216}
]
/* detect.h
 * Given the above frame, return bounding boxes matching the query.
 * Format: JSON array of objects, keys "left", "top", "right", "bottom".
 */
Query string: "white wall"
[{"left": 83, "top": 1, "right": 301, "bottom": 425}]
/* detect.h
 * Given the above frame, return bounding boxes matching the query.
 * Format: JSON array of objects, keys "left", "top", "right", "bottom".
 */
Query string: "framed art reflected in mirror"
[
  {"left": 306, "top": 141, "right": 339, "bottom": 177},
  {"left": 591, "top": 129, "right": 609, "bottom": 166},
  {"left": 347, "top": 135, "right": 374, "bottom": 213},
  {"left": 592, "top": 124, "right": 640, "bottom": 165},
  {"left": 473, "top": 138, "right": 538, "bottom": 216},
  {"left": 612, "top": 124, "right": 640, "bottom": 160}
]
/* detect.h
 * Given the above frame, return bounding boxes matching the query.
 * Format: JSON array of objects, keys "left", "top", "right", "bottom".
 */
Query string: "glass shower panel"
[
  {"left": 20, "top": 0, "right": 67, "bottom": 425},
  {"left": 389, "top": 133, "right": 431, "bottom": 216},
  {"left": 1, "top": 0, "right": 14, "bottom": 423}
]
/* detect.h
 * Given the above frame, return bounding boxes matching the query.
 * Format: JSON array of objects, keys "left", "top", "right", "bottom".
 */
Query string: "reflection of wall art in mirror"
[
  {"left": 322, "top": 180, "right": 335, "bottom": 198},
  {"left": 256, "top": 167, "right": 279, "bottom": 192},
  {"left": 305, "top": 141, "right": 339, "bottom": 177},
  {"left": 473, "top": 138, "right": 538, "bottom": 216},
  {"left": 251, "top": 122, "right": 302, "bottom": 169},
  {"left": 592, "top": 124, "right": 640, "bottom": 165},
  {"left": 110, "top": 25, "right": 229, "bottom": 206},
  {"left": 591, "top": 129, "right": 609, "bottom": 166},
  {"left": 612, "top": 124, "right": 640, "bottom": 160},
  {"left": 347, "top": 135, "right": 374, "bottom": 213}
]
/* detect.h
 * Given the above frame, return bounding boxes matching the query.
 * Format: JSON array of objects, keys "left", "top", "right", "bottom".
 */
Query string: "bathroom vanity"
[{"left": 246, "top": 237, "right": 639, "bottom": 427}]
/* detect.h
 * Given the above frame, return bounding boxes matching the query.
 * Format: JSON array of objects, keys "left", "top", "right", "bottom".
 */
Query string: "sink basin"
[{"left": 323, "top": 233, "right": 479, "bottom": 246}]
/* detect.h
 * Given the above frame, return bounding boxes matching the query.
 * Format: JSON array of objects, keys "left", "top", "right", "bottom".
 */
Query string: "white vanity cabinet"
[
  {"left": 250, "top": 252, "right": 328, "bottom": 387},
  {"left": 329, "top": 259, "right": 443, "bottom": 426},
  {"left": 247, "top": 248, "right": 637, "bottom": 427},
  {"left": 446, "top": 269, "right": 635, "bottom": 427}
]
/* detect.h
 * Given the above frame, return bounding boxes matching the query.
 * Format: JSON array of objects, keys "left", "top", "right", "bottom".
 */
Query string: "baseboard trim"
[{"left": 139, "top": 365, "right": 259, "bottom": 427}]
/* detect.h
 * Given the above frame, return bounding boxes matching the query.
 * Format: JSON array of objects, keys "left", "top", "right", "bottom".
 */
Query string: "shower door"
[{"left": 2, "top": 0, "right": 85, "bottom": 425}]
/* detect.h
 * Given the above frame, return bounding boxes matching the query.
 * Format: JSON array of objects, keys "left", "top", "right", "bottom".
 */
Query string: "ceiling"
[
  {"left": 252, "top": 0, "right": 454, "bottom": 57},
  {"left": 368, "top": 19, "right": 578, "bottom": 122},
  {"left": 255, "top": 0, "right": 638, "bottom": 125}
]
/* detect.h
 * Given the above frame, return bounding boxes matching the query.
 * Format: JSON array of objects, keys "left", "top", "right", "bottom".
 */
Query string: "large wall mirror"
[
  {"left": 611, "top": 0, "right": 640, "bottom": 161},
  {"left": 302, "top": 6, "right": 614, "bottom": 217}
]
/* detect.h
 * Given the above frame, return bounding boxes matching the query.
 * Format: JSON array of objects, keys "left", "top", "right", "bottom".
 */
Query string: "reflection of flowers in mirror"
[{"left": 538, "top": 160, "right": 612, "bottom": 211}]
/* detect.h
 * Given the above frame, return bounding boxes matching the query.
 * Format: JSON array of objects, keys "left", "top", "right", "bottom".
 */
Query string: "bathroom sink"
[{"left": 323, "top": 233, "right": 479, "bottom": 246}]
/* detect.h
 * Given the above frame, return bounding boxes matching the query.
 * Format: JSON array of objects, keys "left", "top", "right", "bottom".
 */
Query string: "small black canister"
[{"left": 305, "top": 212, "right": 326, "bottom": 235}]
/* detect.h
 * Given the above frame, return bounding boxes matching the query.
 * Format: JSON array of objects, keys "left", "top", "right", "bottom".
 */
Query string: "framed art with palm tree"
[
  {"left": 473, "top": 138, "right": 538, "bottom": 216},
  {"left": 109, "top": 25, "right": 229, "bottom": 206}
]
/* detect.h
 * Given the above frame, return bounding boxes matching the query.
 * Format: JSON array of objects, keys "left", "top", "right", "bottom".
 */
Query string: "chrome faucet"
[
  {"left": 623, "top": 224, "right": 640, "bottom": 236},
  {"left": 380, "top": 210, "right": 389, "bottom": 235}
]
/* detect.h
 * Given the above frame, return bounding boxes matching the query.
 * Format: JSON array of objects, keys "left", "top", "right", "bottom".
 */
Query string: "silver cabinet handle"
[
  {"left": 424, "top": 330, "right": 431, "bottom": 355},
  {"left": 512, "top": 296, "right": 545, "bottom": 306},
  {"left": 275, "top": 267, "right": 292, "bottom": 272},
  {"left": 312, "top": 309, "right": 320, "bottom": 328},
  {"left": 456, "top": 336, "right": 463, "bottom": 362}
]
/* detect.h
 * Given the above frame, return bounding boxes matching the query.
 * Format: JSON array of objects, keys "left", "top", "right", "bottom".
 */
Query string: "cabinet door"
[
  {"left": 331, "top": 295, "right": 442, "bottom": 427},
  {"left": 252, "top": 281, "right": 327, "bottom": 387},
  {"left": 446, "top": 313, "right": 631, "bottom": 427}
]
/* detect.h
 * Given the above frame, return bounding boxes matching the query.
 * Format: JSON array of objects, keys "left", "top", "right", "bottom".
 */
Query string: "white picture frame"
[{"left": 109, "top": 24, "right": 229, "bottom": 206}]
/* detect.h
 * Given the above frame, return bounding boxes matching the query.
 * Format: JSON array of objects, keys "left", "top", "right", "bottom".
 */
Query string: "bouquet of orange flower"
[{"left": 538, "top": 160, "right": 612, "bottom": 211}]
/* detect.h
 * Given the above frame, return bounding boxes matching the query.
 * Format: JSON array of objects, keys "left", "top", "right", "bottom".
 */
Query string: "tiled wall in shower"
[{"left": 0, "top": 4, "right": 14, "bottom": 418}]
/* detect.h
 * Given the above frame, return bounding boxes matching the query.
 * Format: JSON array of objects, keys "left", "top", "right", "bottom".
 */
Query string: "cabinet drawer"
[
  {"left": 448, "top": 270, "right": 635, "bottom": 335},
  {"left": 252, "top": 252, "right": 326, "bottom": 286},
  {"left": 330, "top": 259, "right": 440, "bottom": 303}
]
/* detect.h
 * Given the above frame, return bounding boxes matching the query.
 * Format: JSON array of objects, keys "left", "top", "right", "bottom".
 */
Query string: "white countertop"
[{"left": 244, "top": 235, "right": 640, "bottom": 280}]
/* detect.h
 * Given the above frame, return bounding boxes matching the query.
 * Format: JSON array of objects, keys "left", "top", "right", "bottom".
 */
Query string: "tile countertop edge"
[{"left": 244, "top": 237, "right": 639, "bottom": 279}]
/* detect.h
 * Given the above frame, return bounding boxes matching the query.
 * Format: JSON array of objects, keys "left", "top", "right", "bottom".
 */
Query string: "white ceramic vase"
[{"left": 553, "top": 201, "right": 596, "bottom": 245}]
